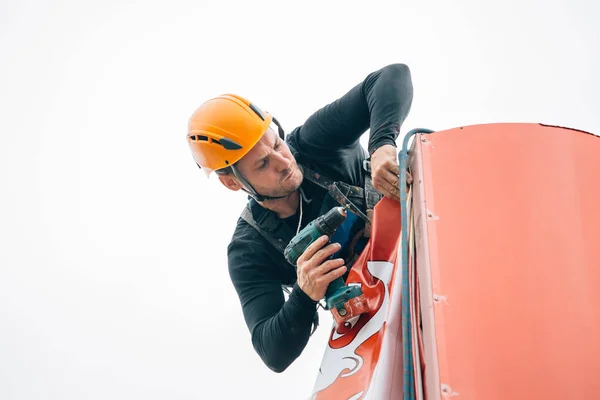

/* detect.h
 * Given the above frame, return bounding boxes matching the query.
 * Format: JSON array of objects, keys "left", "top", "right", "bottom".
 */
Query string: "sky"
[{"left": 1, "top": 0, "right": 599, "bottom": 399}]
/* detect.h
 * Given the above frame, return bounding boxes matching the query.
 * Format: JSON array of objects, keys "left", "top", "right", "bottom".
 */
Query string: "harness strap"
[
  {"left": 240, "top": 204, "right": 320, "bottom": 336},
  {"left": 240, "top": 206, "right": 288, "bottom": 255},
  {"left": 300, "top": 165, "right": 374, "bottom": 225},
  {"left": 286, "top": 140, "right": 381, "bottom": 227}
]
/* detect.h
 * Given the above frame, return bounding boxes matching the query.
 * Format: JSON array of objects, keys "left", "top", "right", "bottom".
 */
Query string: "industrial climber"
[{"left": 186, "top": 63, "right": 414, "bottom": 372}]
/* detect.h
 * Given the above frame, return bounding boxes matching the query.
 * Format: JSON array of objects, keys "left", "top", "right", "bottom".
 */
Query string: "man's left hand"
[{"left": 370, "top": 144, "right": 413, "bottom": 202}]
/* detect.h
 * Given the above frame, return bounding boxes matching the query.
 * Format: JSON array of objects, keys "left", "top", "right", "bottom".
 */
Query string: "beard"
[{"left": 252, "top": 164, "right": 304, "bottom": 199}]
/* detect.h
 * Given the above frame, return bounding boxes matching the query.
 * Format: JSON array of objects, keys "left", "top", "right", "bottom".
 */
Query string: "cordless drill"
[{"left": 284, "top": 207, "right": 369, "bottom": 324}]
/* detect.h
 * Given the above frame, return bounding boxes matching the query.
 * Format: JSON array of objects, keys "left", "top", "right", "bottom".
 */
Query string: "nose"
[{"left": 273, "top": 152, "right": 291, "bottom": 172}]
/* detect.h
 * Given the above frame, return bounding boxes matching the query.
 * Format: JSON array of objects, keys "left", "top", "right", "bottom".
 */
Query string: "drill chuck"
[{"left": 314, "top": 207, "right": 347, "bottom": 237}]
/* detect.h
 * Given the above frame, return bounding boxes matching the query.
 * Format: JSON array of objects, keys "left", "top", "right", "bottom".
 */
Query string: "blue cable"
[{"left": 399, "top": 128, "right": 434, "bottom": 400}]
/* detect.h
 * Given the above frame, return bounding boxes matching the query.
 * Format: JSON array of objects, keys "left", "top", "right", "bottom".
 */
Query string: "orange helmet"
[{"left": 186, "top": 94, "right": 274, "bottom": 174}]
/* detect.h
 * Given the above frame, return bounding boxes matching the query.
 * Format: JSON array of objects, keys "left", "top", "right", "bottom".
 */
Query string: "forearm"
[
  {"left": 363, "top": 63, "right": 413, "bottom": 155},
  {"left": 289, "top": 63, "right": 413, "bottom": 158},
  {"left": 251, "top": 282, "right": 318, "bottom": 373}
]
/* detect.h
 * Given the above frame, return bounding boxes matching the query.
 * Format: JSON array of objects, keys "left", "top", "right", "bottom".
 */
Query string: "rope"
[{"left": 400, "top": 128, "right": 434, "bottom": 400}]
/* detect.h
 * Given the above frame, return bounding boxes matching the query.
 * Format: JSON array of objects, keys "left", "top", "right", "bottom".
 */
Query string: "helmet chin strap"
[{"left": 230, "top": 164, "right": 289, "bottom": 202}]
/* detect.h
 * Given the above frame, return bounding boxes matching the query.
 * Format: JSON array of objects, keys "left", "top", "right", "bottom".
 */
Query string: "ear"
[{"left": 218, "top": 174, "right": 243, "bottom": 192}]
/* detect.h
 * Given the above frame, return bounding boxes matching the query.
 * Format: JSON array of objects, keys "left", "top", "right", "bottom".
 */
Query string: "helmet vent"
[
  {"left": 190, "top": 135, "right": 209, "bottom": 142},
  {"left": 190, "top": 136, "right": 241, "bottom": 151}
]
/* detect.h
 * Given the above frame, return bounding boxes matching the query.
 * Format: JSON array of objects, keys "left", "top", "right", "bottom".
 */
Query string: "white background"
[{"left": 1, "top": 0, "right": 599, "bottom": 399}]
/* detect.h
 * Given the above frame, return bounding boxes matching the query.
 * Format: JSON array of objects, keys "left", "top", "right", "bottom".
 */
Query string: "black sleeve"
[
  {"left": 227, "top": 223, "right": 319, "bottom": 373},
  {"left": 290, "top": 63, "right": 413, "bottom": 158}
]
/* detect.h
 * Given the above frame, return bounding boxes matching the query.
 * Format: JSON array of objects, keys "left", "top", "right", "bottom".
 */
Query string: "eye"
[
  {"left": 274, "top": 139, "right": 281, "bottom": 150},
  {"left": 257, "top": 159, "right": 268, "bottom": 170}
]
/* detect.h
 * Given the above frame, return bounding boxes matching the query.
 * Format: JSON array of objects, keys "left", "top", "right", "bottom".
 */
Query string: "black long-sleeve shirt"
[{"left": 226, "top": 63, "right": 413, "bottom": 372}]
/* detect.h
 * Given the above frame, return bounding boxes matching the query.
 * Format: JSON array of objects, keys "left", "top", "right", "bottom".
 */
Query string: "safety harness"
[
  {"left": 239, "top": 158, "right": 382, "bottom": 258},
  {"left": 238, "top": 142, "right": 384, "bottom": 334}
]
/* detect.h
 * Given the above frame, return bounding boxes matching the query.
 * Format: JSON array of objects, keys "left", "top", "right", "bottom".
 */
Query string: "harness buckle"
[{"left": 363, "top": 159, "right": 371, "bottom": 173}]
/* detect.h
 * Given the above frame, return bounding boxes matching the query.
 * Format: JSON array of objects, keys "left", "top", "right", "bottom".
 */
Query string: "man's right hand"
[{"left": 296, "top": 235, "right": 347, "bottom": 302}]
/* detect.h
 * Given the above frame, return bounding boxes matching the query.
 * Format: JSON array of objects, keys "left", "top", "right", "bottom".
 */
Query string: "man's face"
[{"left": 235, "top": 128, "right": 303, "bottom": 198}]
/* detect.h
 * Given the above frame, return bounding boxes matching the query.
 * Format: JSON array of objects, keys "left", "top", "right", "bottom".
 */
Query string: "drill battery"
[{"left": 327, "top": 285, "right": 369, "bottom": 324}]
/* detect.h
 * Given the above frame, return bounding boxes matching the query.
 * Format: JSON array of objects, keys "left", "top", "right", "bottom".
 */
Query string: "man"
[{"left": 186, "top": 63, "right": 414, "bottom": 373}]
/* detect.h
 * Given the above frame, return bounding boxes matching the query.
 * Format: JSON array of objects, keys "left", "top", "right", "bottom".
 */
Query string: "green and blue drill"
[{"left": 284, "top": 206, "right": 369, "bottom": 324}]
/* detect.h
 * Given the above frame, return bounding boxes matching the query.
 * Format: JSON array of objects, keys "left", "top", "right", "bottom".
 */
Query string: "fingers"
[
  {"left": 379, "top": 167, "right": 401, "bottom": 202},
  {"left": 298, "top": 260, "right": 347, "bottom": 302},
  {"left": 313, "top": 258, "right": 346, "bottom": 286},
  {"left": 296, "top": 240, "right": 346, "bottom": 301},
  {"left": 315, "top": 257, "right": 345, "bottom": 276},
  {"left": 319, "top": 264, "right": 347, "bottom": 285},
  {"left": 373, "top": 168, "right": 400, "bottom": 202},
  {"left": 373, "top": 163, "right": 414, "bottom": 202},
  {"left": 307, "top": 258, "right": 345, "bottom": 286},
  {"left": 297, "top": 235, "right": 330, "bottom": 265},
  {"left": 387, "top": 161, "right": 400, "bottom": 176},
  {"left": 309, "top": 242, "right": 342, "bottom": 267}
]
